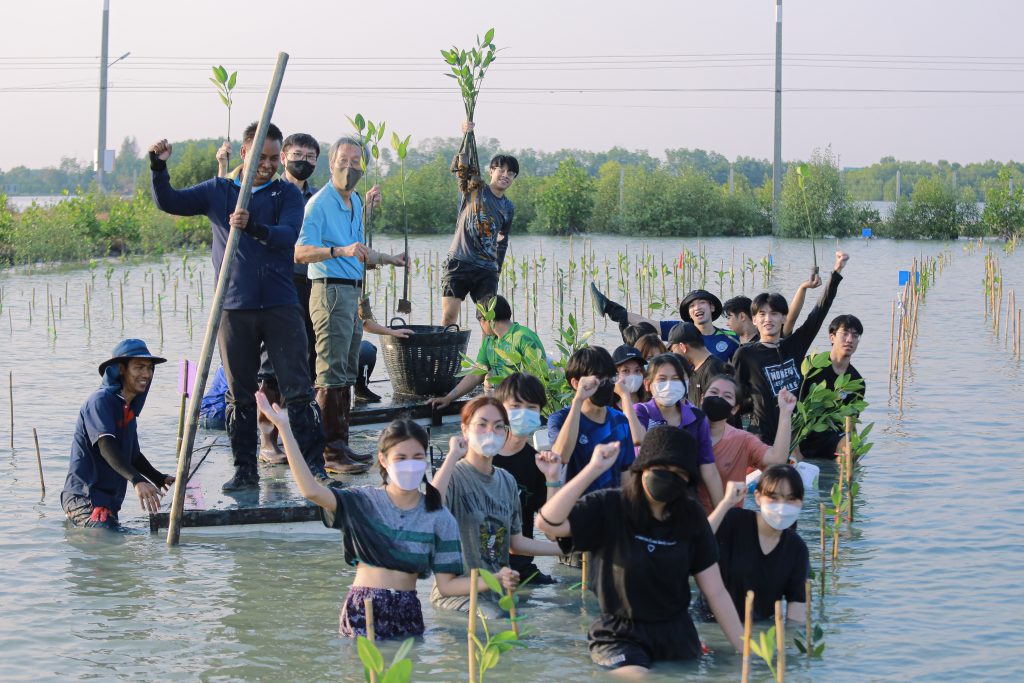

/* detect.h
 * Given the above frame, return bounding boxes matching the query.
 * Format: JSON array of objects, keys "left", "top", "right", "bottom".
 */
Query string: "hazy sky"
[{"left": 4, "top": 0, "right": 1024, "bottom": 170}]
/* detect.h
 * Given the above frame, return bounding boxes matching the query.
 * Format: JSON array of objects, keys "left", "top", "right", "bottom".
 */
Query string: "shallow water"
[{"left": 2, "top": 235, "right": 1022, "bottom": 682}]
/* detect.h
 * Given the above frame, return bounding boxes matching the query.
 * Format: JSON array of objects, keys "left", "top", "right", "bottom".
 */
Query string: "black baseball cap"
[
  {"left": 667, "top": 322, "right": 703, "bottom": 346},
  {"left": 612, "top": 344, "right": 646, "bottom": 368}
]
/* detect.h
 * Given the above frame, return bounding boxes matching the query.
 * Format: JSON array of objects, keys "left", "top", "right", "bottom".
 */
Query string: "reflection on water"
[{"left": 1, "top": 235, "right": 1023, "bottom": 681}]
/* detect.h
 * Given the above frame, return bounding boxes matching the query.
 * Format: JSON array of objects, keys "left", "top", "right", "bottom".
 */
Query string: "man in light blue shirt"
[{"left": 296, "top": 137, "right": 407, "bottom": 473}]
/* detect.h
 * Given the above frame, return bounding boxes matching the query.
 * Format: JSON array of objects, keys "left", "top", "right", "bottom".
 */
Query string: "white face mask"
[
  {"left": 621, "top": 375, "right": 643, "bottom": 394},
  {"left": 468, "top": 431, "right": 505, "bottom": 457},
  {"left": 653, "top": 379, "right": 686, "bottom": 406},
  {"left": 386, "top": 459, "right": 427, "bottom": 491},
  {"left": 506, "top": 408, "right": 542, "bottom": 437},
  {"left": 760, "top": 501, "right": 801, "bottom": 530}
]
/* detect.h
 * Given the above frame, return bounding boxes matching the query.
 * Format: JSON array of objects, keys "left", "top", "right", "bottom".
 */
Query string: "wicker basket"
[{"left": 380, "top": 318, "right": 472, "bottom": 396}]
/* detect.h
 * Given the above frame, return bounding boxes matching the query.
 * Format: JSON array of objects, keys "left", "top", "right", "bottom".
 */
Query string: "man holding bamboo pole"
[
  {"left": 150, "top": 122, "right": 332, "bottom": 491},
  {"left": 296, "top": 137, "right": 406, "bottom": 472}
]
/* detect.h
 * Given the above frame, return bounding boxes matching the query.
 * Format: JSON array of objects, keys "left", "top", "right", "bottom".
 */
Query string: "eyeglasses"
[{"left": 286, "top": 152, "right": 318, "bottom": 163}]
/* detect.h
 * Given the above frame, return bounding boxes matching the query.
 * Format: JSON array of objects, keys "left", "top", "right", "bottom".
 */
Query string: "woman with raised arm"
[
  {"left": 256, "top": 392, "right": 488, "bottom": 640},
  {"left": 536, "top": 426, "right": 743, "bottom": 678}
]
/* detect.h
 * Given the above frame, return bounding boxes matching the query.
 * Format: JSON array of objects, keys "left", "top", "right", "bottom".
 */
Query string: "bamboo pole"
[
  {"left": 468, "top": 568, "right": 479, "bottom": 683},
  {"left": 167, "top": 52, "right": 290, "bottom": 547},
  {"left": 805, "top": 580, "right": 813, "bottom": 658},
  {"left": 741, "top": 590, "right": 754, "bottom": 683},
  {"left": 775, "top": 600, "right": 785, "bottom": 682},
  {"left": 819, "top": 503, "right": 826, "bottom": 591},
  {"left": 888, "top": 300, "right": 896, "bottom": 394},
  {"left": 8, "top": 371, "right": 13, "bottom": 449},
  {"left": 32, "top": 427, "right": 44, "bottom": 495},
  {"left": 365, "top": 597, "right": 377, "bottom": 683}
]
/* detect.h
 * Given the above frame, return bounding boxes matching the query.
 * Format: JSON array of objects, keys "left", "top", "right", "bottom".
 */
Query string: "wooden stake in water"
[
  {"left": 364, "top": 597, "right": 377, "bottom": 683},
  {"left": 819, "top": 503, "right": 826, "bottom": 590},
  {"left": 506, "top": 587, "right": 519, "bottom": 637},
  {"left": 468, "top": 568, "right": 479, "bottom": 683},
  {"left": 775, "top": 600, "right": 786, "bottom": 682},
  {"left": 888, "top": 300, "right": 896, "bottom": 394},
  {"left": 741, "top": 590, "right": 754, "bottom": 683},
  {"left": 32, "top": 427, "right": 44, "bottom": 495},
  {"left": 8, "top": 371, "right": 13, "bottom": 449},
  {"left": 805, "top": 579, "right": 813, "bottom": 659},
  {"left": 581, "top": 551, "right": 589, "bottom": 594}
]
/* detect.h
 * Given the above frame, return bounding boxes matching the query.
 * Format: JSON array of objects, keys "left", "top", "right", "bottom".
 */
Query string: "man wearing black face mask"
[
  {"left": 296, "top": 137, "right": 406, "bottom": 473},
  {"left": 548, "top": 347, "right": 640, "bottom": 495}
]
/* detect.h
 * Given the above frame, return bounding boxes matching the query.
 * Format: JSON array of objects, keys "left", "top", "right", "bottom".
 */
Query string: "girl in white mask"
[
  {"left": 707, "top": 464, "right": 809, "bottom": 625},
  {"left": 256, "top": 397, "right": 485, "bottom": 641},
  {"left": 431, "top": 396, "right": 562, "bottom": 616},
  {"left": 612, "top": 344, "right": 648, "bottom": 408},
  {"left": 633, "top": 354, "right": 724, "bottom": 511}
]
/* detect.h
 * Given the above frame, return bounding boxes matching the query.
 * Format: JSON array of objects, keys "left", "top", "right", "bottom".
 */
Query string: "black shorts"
[
  {"left": 441, "top": 257, "right": 499, "bottom": 303},
  {"left": 799, "top": 430, "right": 845, "bottom": 459},
  {"left": 589, "top": 614, "right": 703, "bottom": 670}
]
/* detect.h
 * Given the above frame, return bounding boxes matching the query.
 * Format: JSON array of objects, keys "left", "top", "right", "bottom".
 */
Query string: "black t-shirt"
[
  {"left": 559, "top": 489, "right": 718, "bottom": 628},
  {"left": 732, "top": 272, "right": 843, "bottom": 444},
  {"left": 494, "top": 443, "right": 545, "bottom": 539},
  {"left": 715, "top": 508, "right": 809, "bottom": 621},
  {"left": 690, "top": 355, "right": 726, "bottom": 405}
]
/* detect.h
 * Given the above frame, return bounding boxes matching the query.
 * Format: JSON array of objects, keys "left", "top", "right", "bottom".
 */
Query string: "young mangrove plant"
[
  {"left": 209, "top": 65, "right": 237, "bottom": 167},
  {"left": 356, "top": 636, "right": 414, "bottom": 683},
  {"left": 390, "top": 131, "right": 413, "bottom": 314},
  {"left": 442, "top": 28, "right": 497, "bottom": 188}
]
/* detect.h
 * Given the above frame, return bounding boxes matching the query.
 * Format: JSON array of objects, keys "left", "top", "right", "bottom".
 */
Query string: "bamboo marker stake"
[
  {"left": 775, "top": 600, "right": 785, "bottom": 682},
  {"left": 741, "top": 591, "right": 754, "bottom": 683},
  {"left": 819, "top": 503, "right": 826, "bottom": 591},
  {"left": 888, "top": 300, "right": 896, "bottom": 393},
  {"left": 506, "top": 587, "right": 519, "bottom": 637},
  {"left": 364, "top": 598, "right": 377, "bottom": 683},
  {"left": 32, "top": 427, "right": 44, "bottom": 495},
  {"left": 805, "top": 580, "right": 813, "bottom": 658},
  {"left": 581, "top": 551, "right": 588, "bottom": 594},
  {"left": 468, "top": 568, "right": 479, "bottom": 683},
  {"left": 8, "top": 371, "right": 13, "bottom": 448}
]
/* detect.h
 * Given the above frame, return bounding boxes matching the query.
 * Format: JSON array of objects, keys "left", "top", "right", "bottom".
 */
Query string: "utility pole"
[
  {"left": 771, "top": 0, "right": 783, "bottom": 235},
  {"left": 96, "top": 0, "right": 110, "bottom": 193}
]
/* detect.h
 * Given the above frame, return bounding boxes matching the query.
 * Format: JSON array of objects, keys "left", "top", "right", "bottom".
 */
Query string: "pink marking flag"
[{"left": 178, "top": 359, "right": 197, "bottom": 397}]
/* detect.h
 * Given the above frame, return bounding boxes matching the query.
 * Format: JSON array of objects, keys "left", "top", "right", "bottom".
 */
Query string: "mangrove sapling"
[
  {"left": 794, "top": 623, "right": 826, "bottom": 658},
  {"left": 790, "top": 352, "right": 867, "bottom": 458},
  {"left": 357, "top": 636, "right": 414, "bottom": 683},
  {"left": 749, "top": 622, "right": 781, "bottom": 682},
  {"left": 390, "top": 131, "right": 413, "bottom": 314},
  {"left": 479, "top": 568, "right": 537, "bottom": 638},
  {"left": 347, "top": 113, "right": 386, "bottom": 319},
  {"left": 442, "top": 29, "right": 497, "bottom": 186},
  {"left": 795, "top": 163, "right": 820, "bottom": 278},
  {"left": 209, "top": 65, "right": 238, "bottom": 171}
]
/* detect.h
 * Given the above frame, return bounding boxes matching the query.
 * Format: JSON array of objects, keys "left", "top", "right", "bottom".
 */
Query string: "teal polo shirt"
[{"left": 297, "top": 182, "right": 365, "bottom": 281}]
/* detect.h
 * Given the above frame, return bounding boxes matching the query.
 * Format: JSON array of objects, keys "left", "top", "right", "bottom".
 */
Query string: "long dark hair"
[
  {"left": 620, "top": 468, "right": 703, "bottom": 536},
  {"left": 378, "top": 419, "right": 442, "bottom": 512}
]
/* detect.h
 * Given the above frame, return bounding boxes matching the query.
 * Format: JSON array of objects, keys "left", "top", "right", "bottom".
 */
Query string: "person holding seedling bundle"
[
  {"left": 149, "top": 123, "right": 332, "bottom": 492},
  {"left": 295, "top": 137, "right": 407, "bottom": 474},
  {"left": 708, "top": 464, "right": 809, "bottom": 624},
  {"left": 431, "top": 396, "right": 563, "bottom": 615},
  {"left": 631, "top": 353, "right": 724, "bottom": 511},
  {"left": 537, "top": 426, "right": 744, "bottom": 674},
  {"left": 733, "top": 251, "right": 850, "bottom": 445},
  {"left": 591, "top": 285, "right": 740, "bottom": 363},
  {"left": 440, "top": 120, "right": 519, "bottom": 327},
  {"left": 257, "top": 394, "right": 492, "bottom": 640}
]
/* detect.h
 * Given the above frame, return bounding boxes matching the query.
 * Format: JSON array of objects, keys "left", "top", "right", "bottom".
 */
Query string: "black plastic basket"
[{"left": 380, "top": 317, "right": 472, "bottom": 396}]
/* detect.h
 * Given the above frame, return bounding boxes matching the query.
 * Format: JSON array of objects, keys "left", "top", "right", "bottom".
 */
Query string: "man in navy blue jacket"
[{"left": 149, "top": 122, "right": 332, "bottom": 491}]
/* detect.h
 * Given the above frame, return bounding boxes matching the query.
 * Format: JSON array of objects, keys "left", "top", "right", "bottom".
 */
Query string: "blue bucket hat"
[{"left": 97, "top": 338, "right": 167, "bottom": 375}]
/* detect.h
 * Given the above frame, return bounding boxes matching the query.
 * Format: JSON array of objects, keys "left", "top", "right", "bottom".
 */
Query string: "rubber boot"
[
  {"left": 257, "top": 378, "right": 287, "bottom": 465},
  {"left": 590, "top": 282, "right": 630, "bottom": 325},
  {"left": 223, "top": 401, "right": 259, "bottom": 492},
  {"left": 319, "top": 387, "right": 370, "bottom": 474},
  {"left": 354, "top": 374, "right": 382, "bottom": 403},
  {"left": 338, "top": 386, "right": 373, "bottom": 463}
]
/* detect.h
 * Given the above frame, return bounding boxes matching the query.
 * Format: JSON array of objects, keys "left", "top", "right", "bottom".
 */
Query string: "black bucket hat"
[
  {"left": 98, "top": 338, "right": 167, "bottom": 375},
  {"left": 679, "top": 289, "right": 723, "bottom": 322},
  {"left": 630, "top": 425, "right": 700, "bottom": 487}
]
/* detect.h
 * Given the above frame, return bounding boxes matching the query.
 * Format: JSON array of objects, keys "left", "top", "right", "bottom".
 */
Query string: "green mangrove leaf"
[
  {"left": 356, "top": 635, "right": 384, "bottom": 674},
  {"left": 227, "top": 71, "right": 237, "bottom": 90},
  {"left": 381, "top": 659, "right": 412, "bottom": 683},
  {"left": 478, "top": 568, "right": 503, "bottom": 594}
]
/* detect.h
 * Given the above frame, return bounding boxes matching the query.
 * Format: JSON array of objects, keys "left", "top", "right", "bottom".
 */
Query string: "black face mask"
[
  {"left": 335, "top": 167, "right": 363, "bottom": 192},
  {"left": 590, "top": 379, "right": 616, "bottom": 407},
  {"left": 701, "top": 395, "right": 734, "bottom": 422},
  {"left": 642, "top": 469, "right": 686, "bottom": 503},
  {"left": 286, "top": 159, "right": 315, "bottom": 181}
]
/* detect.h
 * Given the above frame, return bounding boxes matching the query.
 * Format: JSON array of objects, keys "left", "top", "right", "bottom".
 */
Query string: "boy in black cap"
[
  {"left": 667, "top": 322, "right": 727, "bottom": 405},
  {"left": 61, "top": 339, "right": 175, "bottom": 529},
  {"left": 591, "top": 283, "right": 738, "bottom": 363}
]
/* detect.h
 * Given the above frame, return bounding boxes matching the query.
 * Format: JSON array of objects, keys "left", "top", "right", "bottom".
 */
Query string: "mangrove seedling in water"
[
  {"left": 790, "top": 352, "right": 868, "bottom": 457},
  {"left": 795, "top": 162, "right": 819, "bottom": 275},
  {"left": 209, "top": 65, "right": 237, "bottom": 164},
  {"left": 356, "top": 635, "right": 414, "bottom": 683},
  {"left": 469, "top": 569, "right": 529, "bottom": 683},
  {"left": 390, "top": 131, "right": 413, "bottom": 314},
  {"left": 749, "top": 625, "right": 780, "bottom": 681},
  {"left": 794, "top": 624, "right": 826, "bottom": 658},
  {"left": 442, "top": 28, "right": 497, "bottom": 187}
]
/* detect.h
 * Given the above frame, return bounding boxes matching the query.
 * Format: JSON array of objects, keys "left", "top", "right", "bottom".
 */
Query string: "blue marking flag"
[
  {"left": 862, "top": 227, "right": 873, "bottom": 238},
  {"left": 898, "top": 270, "right": 920, "bottom": 286}
]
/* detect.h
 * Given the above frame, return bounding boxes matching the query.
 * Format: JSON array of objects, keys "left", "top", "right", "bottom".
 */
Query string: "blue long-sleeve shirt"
[{"left": 151, "top": 169, "right": 305, "bottom": 310}]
